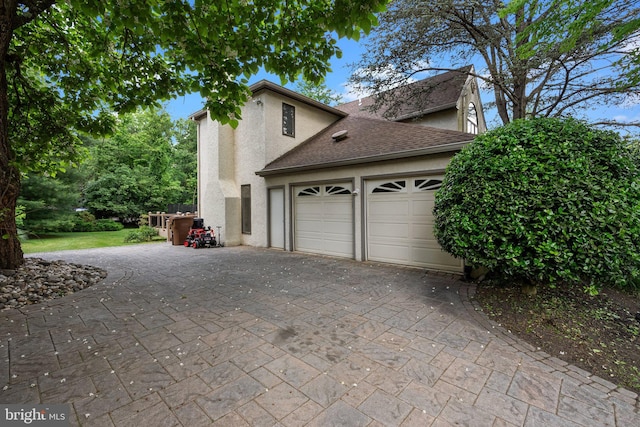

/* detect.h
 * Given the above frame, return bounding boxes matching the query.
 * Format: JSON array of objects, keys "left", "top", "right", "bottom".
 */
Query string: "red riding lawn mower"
[{"left": 183, "top": 218, "right": 224, "bottom": 249}]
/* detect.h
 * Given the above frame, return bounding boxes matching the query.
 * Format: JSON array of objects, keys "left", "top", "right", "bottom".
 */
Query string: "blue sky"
[{"left": 165, "top": 36, "right": 640, "bottom": 136}]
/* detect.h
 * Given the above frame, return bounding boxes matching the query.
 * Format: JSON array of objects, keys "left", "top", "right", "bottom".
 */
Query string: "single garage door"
[
  {"left": 294, "top": 183, "right": 353, "bottom": 258},
  {"left": 366, "top": 176, "right": 462, "bottom": 272}
]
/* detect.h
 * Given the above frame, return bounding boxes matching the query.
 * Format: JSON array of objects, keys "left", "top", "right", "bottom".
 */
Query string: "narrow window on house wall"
[
  {"left": 467, "top": 102, "right": 478, "bottom": 134},
  {"left": 282, "top": 103, "right": 295, "bottom": 137},
  {"left": 241, "top": 184, "right": 251, "bottom": 234}
]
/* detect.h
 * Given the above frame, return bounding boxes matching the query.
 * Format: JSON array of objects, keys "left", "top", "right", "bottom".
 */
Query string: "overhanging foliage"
[{"left": 0, "top": 0, "right": 390, "bottom": 269}]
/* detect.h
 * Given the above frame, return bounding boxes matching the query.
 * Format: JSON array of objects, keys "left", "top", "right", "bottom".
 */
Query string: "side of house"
[
  {"left": 194, "top": 82, "right": 345, "bottom": 247},
  {"left": 193, "top": 69, "right": 485, "bottom": 273}
]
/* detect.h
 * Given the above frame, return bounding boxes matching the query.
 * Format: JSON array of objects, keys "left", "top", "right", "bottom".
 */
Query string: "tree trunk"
[
  {"left": 0, "top": 0, "right": 23, "bottom": 270},
  {"left": 511, "top": 4, "right": 529, "bottom": 121},
  {"left": 0, "top": 168, "right": 22, "bottom": 271}
]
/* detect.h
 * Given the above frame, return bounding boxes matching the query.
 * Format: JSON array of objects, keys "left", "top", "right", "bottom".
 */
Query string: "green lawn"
[{"left": 20, "top": 229, "right": 165, "bottom": 254}]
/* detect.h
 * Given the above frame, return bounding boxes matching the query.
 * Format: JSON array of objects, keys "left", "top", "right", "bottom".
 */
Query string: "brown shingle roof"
[
  {"left": 257, "top": 115, "right": 474, "bottom": 176},
  {"left": 337, "top": 66, "right": 472, "bottom": 121}
]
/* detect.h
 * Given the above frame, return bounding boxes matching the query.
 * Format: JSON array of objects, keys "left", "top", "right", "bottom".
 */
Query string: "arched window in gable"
[{"left": 467, "top": 102, "right": 478, "bottom": 134}]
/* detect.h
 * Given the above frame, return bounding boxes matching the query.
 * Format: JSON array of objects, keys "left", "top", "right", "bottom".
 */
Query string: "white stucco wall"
[
  {"left": 196, "top": 114, "right": 242, "bottom": 245},
  {"left": 196, "top": 88, "right": 342, "bottom": 248},
  {"left": 260, "top": 91, "right": 339, "bottom": 164}
]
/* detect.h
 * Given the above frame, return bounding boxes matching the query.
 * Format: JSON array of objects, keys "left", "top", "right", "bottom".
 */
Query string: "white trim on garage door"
[
  {"left": 294, "top": 183, "right": 354, "bottom": 258},
  {"left": 366, "top": 176, "right": 463, "bottom": 272}
]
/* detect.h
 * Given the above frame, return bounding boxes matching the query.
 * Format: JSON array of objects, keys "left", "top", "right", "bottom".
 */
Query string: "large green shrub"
[
  {"left": 434, "top": 117, "right": 640, "bottom": 291},
  {"left": 25, "top": 218, "right": 76, "bottom": 233},
  {"left": 124, "top": 226, "right": 159, "bottom": 243},
  {"left": 72, "top": 212, "right": 124, "bottom": 232}
]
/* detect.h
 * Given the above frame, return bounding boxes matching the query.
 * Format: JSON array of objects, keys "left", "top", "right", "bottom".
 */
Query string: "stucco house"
[{"left": 192, "top": 67, "right": 486, "bottom": 273}]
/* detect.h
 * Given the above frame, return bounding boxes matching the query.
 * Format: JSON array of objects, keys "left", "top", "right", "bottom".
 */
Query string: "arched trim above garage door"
[
  {"left": 326, "top": 185, "right": 352, "bottom": 195},
  {"left": 297, "top": 186, "right": 320, "bottom": 196},
  {"left": 414, "top": 178, "right": 442, "bottom": 191},
  {"left": 371, "top": 180, "right": 407, "bottom": 193}
]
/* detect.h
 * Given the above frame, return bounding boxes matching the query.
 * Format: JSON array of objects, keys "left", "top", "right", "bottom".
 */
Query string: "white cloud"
[
  {"left": 620, "top": 33, "right": 640, "bottom": 53},
  {"left": 339, "top": 80, "right": 371, "bottom": 102},
  {"left": 612, "top": 111, "right": 640, "bottom": 124}
]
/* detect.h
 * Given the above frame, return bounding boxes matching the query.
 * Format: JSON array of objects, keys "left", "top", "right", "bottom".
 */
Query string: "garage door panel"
[
  {"left": 411, "top": 200, "right": 434, "bottom": 215},
  {"left": 369, "top": 199, "right": 409, "bottom": 215},
  {"left": 322, "top": 233, "right": 352, "bottom": 244},
  {"left": 411, "top": 224, "right": 435, "bottom": 239},
  {"left": 369, "top": 222, "right": 409, "bottom": 238},
  {"left": 413, "top": 247, "right": 462, "bottom": 270},
  {"left": 296, "top": 203, "right": 323, "bottom": 215},
  {"left": 325, "top": 200, "right": 352, "bottom": 215},
  {"left": 297, "top": 232, "right": 323, "bottom": 242},
  {"left": 296, "top": 237, "right": 325, "bottom": 251},
  {"left": 324, "top": 241, "right": 354, "bottom": 256},
  {"left": 296, "top": 219, "right": 322, "bottom": 231},
  {"left": 368, "top": 243, "right": 410, "bottom": 262},
  {"left": 296, "top": 231, "right": 318, "bottom": 241},
  {"left": 324, "top": 221, "right": 352, "bottom": 234}
]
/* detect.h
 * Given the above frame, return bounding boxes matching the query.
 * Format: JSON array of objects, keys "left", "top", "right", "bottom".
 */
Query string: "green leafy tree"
[
  {"left": 295, "top": 78, "right": 344, "bottom": 106},
  {"left": 83, "top": 168, "right": 150, "bottom": 221},
  {"left": 434, "top": 118, "right": 640, "bottom": 291},
  {"left": 629, "top": 139, "right": 640, "bottom": 166},
  {"left": 349, "top": 0, "right": 639, "bottom": 127},
  {"left": 17, "top": 109, "right": 197, "bottom": 229},
  {"left": 169, "top": 118, "right": 198, "bottom": 206},
  {"left": 0, "top": 0, "right": 388, "bottom": 269},
  {"left": 18, "top": 169, "right": 85, "bottom": 231},
  {"left": 83, "top": 108, "right": 179, "bottom": 221}
]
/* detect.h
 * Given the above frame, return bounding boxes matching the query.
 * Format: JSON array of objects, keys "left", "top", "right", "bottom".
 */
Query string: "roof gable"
[
  {"left": 250, "top": 80, "right": 348, "bottom": 118},
  {"left": 337, "top": 66, "right": 473, "bottom": 122},
  {"left": 257, "top": 115, "right": 474, "bottom": 176},
  {"left": 189, "top": 80, "right": 348, "bottom": 122}
]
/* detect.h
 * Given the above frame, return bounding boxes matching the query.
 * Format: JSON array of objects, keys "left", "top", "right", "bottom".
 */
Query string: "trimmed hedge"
[
  {"left": 24, "top": 212, "right": 124, "bottom": 233},
  {"left": 434, "top": 117, "right": 640, "bottom": 291},
  {"left": 124, "top": 226, "right": 159, "bottom": 243}
]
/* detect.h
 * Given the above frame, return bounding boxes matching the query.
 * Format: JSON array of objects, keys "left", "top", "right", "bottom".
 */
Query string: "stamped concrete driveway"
[{"left": 1, "top": 244, "right": 639, "bottom": 426}]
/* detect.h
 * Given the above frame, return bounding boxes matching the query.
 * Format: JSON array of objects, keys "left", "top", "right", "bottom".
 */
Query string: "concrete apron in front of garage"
[{"left": 1, "top": 245, "right": 638, "bottom": 426}]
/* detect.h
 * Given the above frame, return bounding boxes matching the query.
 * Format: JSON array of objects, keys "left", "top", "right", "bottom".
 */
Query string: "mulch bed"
[{"left": 474, "top": 282, "right": 640, "bottom": 395}]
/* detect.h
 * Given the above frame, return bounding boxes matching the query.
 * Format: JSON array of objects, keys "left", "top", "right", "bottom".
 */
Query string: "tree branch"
[{"left": 13, "top": 0, "right": 55, "bottom": 29}]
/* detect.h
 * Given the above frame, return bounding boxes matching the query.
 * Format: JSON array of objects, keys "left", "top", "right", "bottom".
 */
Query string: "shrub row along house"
[{"left": 192, "top": 67, "right": 486, "bottom": 273}]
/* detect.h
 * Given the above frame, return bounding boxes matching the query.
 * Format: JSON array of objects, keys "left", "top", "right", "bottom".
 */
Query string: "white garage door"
[
  {"left": 294, "top": 183, "right": 353, "bottom": 258},
  {"left": 366, "top": 176, "right": 462, "bottom": 272}
]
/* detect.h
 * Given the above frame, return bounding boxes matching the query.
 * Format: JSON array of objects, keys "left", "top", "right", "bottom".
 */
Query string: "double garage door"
[{"left": 293, "top": 177, "right": 462, "bottom": 273}]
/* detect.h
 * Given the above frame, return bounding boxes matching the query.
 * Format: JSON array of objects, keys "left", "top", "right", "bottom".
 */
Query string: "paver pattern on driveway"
[{"left": 1, "top": 245, "right": 638, "bottom": 426}]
